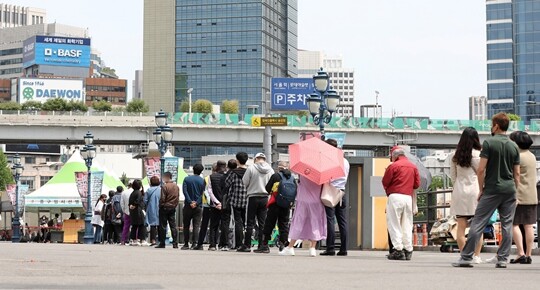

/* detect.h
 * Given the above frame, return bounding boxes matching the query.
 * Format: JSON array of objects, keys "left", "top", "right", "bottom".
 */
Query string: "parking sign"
[{"left": 271, "top": 78, "right": 314, "bottom": 111}]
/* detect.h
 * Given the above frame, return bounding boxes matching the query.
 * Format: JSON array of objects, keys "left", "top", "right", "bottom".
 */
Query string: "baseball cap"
[{"left": 254, "top": 152, "right": 266, "bottom": 160}]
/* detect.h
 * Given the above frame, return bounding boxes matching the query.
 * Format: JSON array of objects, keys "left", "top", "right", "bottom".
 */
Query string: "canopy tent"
[{"left": 24, "top": 150, "right": 125, "bottom": 212}]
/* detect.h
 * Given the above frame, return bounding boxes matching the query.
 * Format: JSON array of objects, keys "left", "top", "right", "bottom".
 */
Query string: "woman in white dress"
[
  {"left": 449, "top": 127, "right": 483, "bottom": 264},
  {"left": 91, "top": 194, "right": 107, "bottom": 244}
]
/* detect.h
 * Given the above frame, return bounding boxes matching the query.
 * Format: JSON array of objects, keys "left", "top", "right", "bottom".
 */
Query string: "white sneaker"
[
  {"left": 309, "top": 248, "right": 317, "bottom": 257},
  {"left": 279, "top": 247, "right": 295, "bottom": 256},
  {"left": 141, "top": 241, "right": 150, "bottom": 247},
  {"left": 220, "top": 247, "right": 229, "bottom": 252},
  {"left": 472, "top": 256, "right": 483, "bottom": 264},
  {"left": 486, "top": 256, "right": 498, "bottom": 264}
]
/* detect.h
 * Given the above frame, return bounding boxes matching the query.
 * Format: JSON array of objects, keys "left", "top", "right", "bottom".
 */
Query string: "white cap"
[{"left": 254, "top": 152, "right": 266, "bottom": 160}]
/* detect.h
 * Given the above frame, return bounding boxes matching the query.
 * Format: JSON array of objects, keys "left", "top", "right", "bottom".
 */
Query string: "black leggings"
[{"left": 130, "top": 224, "right": 145, "bottom": 241}]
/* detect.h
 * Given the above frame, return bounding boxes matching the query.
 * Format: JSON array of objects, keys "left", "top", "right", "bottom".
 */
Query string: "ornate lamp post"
[
  {"left": 307, "top": 68, "right": 341, "bottom": 140},
  {"left": 11, "top": 153, "right": 24, "bottom": 243},
  {"left": 80, "top": 131, "right": 97, "bottom": 244},
  {"left": 153, "top": 109, "right": 174, "bottom": 183}
]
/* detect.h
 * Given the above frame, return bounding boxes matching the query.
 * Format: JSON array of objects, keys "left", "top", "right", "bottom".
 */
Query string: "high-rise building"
[
  {"left": 298, "top": 50, "right": 355, "bottom": 117},
  {"left": 133, "top": 70, "right": 143, "bottom": 100},
  {"left": 0, "top": 3, "right": 46, "bottom": 29},
  {"left": 486, "top": 0, "right": 540, "bottom": 122},
  {"left": 469, "top": 96, "right": 488, "bottom": 120},
  {"left": 143, "top": 0, "right": 298, "bottom": 113}
]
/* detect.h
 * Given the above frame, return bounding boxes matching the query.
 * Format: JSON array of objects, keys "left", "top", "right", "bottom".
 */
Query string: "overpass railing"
[{"left": 1, "top": 110, "right": 537, "bottom": 132}]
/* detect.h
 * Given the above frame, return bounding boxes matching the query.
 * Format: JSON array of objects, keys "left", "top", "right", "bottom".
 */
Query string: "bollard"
[
  {"left": 413, "top": 225, "right": 418, "bottom": 246},
  {"left": 422, "top": 224, "right": 428, "bottom": 246}
]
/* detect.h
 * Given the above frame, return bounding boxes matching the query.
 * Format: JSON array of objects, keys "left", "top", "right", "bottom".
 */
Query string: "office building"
[
  {"left": 486, "top": 0, "right": 540, "bottom": 122},
  {"left": 143, "top": 0, "right": 298, "bottom": 113},
  {"left": 133, "top": 70, "right": 143, "bottom": 100},
  {"left": 298, "top": 50, "right": 355, "bottom": 116},
  {"left": 0, "top": 3, "right": 46, "bottom": 29},
  {"left": 469, "top": 96, "right": 488, "bottom": 120}
]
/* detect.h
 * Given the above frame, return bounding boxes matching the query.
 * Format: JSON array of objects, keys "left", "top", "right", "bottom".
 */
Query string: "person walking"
[
  {"left": 129, "top": 180, "right": 146, "bottom": 246},
  {"left": 383, "top": 146, "right": 420, "bottom": 260},
  {"left": 144, "top": 176, "right": 161, "bottom": 246},
  {"left": 241, "top": 153, "right": 274, "bottom": 252},
  {"left": 219, "top": 159, "right": 237, "bottom": 251},
  {"left": 453, "top": 113, "right": 520, "bottom": 269},
  {"left": 195, "top": 164, "right": 216, "bottom": 250},
  {"left": 91, "top": 194, "right": 107, "bottom": 244},
  {"left": 225, "top": 152, "right": 249, "bottom": 251},
  {"left": 120, "top": 183, "right": 133, "bottom": 245},
  {"left": 449, "top": 127, "right": 484, "bottom": 264},
  {"left": 156, "top": 172, "right": 180, "bottom": 249},
  {"left": 320, "top": 139, "right": 350, "bottom": 257},
  {"left": 182, "top": 164, "right": 205, "bottom": 250},
  {"left": 207, "top": 160, "right": 227, "bottom": 251},
  {"left": 258, "top": 161, "right": 295, "bottom": 253},
  {"left": 111, "top": 186, "right": 124, "bottom": 244},
  {"left": 509, "top": 131, "right": 537, "bottom": 264}
]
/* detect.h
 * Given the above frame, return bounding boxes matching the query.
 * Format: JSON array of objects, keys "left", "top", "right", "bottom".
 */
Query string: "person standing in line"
[
  {"left": 120, "top": 182, "right": 133, "bottom": 245},
  {"left": 241, "top": 153, "right": 274, "bottom": 253},
  {"left": 320, "top": 139, "right": 350, "bottom": 257},
  {"left": 453, "top": 113, "right": 520, "bottom": 269},
  {"left": 225, "top": 152, "right": 249, "bottom": 251},
  {"left": 155, "top": 172, "right": 180, "bottom": 249},
  {"left": 219, "top": 159, "right": 237, "bottom": 251},
  {"left": 509, "top": 131, "right": 537, "bottom": 264},
  {"left": 91, "top": 194, "right": 107, "bottom": 244},
  {"left": 129, "top": 180, "right": 146, "bottom": 246},
  {"left": 144, "top": 176, "right": 161, "bottom": 246},
  {"left": 207, "top": 160, "right": 227, "bottom": 251},
  {"left": 449, "top": 127, "right": 484, "bottom": 264},
  {"left": 102, "top": 191, "right": 116, "bottom": 244},
  {"left": 382, "top": 146, "right": 420, "bottom": 261},
  {"left": 182, "top": 164, "right": 205, "bottom": 250},
  {"left": 111, "top": 186, "right": 124, "bottom": 244},
  {"left": 195, "top": 164, "right": 216, "bottom": 250}
]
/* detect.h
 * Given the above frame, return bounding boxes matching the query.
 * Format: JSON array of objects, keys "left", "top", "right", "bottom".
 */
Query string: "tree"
[
  {"left": 101, "top": 67, "right": 118, "bottom": 78},
  {"left": 92, "top": 100, "right": 112, "bottom": 112},
  {"left": 193, "top": 99, "right": 213, "bottom": 113},
  {"left": 0, "top": 102, "right": 22, "bottom": 111},
  {"left": 221, "top": 100, "right": 239, "bottom": 114},
  {"left": 120, "top": 172, "right": 129, "bottom": 186},
  {"left": 42, "top": 98, "right": 68, "bottom": 111},
  {"left": 0, "top": 149, "right": 14, "bottom": 191},
  {"left": 179, "top": 101, "right": 190, "bottom": 113},
  {"left": 126, "top": 99, "right": 149, "bottom": 113},
  {"left": 68, "top": 101, "right": 88, "bottom": 112},
  {"left": 507, "top": 113, "right": 521, "bottom": 121},
  {"left": 22, "top": 101, "right": 43, "bottom": 110}
]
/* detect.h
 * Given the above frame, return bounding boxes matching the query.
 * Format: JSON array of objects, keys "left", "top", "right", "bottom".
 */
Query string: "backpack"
[
  {"left": 275, "top": 172, "right": 297, "bottom": 208},
  {"left": 202, "top": 176, "right": 211, "bottom": 207}
]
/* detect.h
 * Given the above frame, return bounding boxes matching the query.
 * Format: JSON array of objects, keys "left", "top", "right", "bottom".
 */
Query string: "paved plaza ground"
[{"left": 0, "top": 243, "right": 538, "bottom": 289}]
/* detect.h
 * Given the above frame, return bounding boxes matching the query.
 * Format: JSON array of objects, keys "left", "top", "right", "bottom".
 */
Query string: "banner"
[
  {"left": 6, "top": 184, "right": 16, "bottom": 206},
  {"left": 164, "top": 157, "right": 179, "bottom": 184},
  {"left": 144, "top": 157, "right": 161, "bottom": 181},
  {"left": 75, "top": 171, "right": 104, "bottom": 210}
]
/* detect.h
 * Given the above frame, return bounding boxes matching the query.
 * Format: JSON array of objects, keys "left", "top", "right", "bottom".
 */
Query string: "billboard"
[
  {"left": 271, "top": 78, "right": 314, "bottom": 111},
  {"left": 22, "top": 35, "right": 91, "bottom": 68},
  {"left": 18, "top": 78, "right": 85, "bottom": 104}
]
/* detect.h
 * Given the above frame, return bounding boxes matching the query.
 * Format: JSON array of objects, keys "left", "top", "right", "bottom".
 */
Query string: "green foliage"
[
  {"left": 67, "top": 101, "right": 88, "bottom": 112},
  {"left": 193, "top": 99, "right": 213, "bottom": 113},
  {"left": 120, "top": 172, "right": 129, "bottom": 186},
  {"left": 0, "top": 101, "right": 22, "bottom": 111},
  {"left": 507, "top": 113, "right": 521, "bottom": 121},
  {"left": 112, "top": 107, "right": 126, "bottom": 113},
  {"left": 92, "top": 100, "right": 112, "bottom": 112},
  {"left": 42, "top": 98, "right": 68, "bottom": 111},
  {"left": 126, "top": 99, "right": 149, "bottom": 113},
  {"left": 296, "top": 110, "right": 310, "bottom": 118},
  {"left": 179, "top": 101, "right": 190, "bottom": 113},
  {"left": 101, "top": 67, "right": 118, "bottom": 78},
  {"left": 21, "top": 101, "right": 43, "bottom": 110},
  {"left": 221, "top": 100, "right": 239, "bottom": 114},
  {"left": 0, "top": 149, "right": 14, "bottom": 191}
]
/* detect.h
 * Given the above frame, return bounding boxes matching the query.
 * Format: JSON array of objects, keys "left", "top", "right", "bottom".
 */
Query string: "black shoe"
[
  {"left": 181, "top": 245, "right": 190, "bottom": 250},
  {"left": 320, "top": 250, "right": 336, "bottom": 256},
  {"left": 155, "top": 244, "right": 165, "bottom": 249},
  {"left": 510, "top": 255, "right": 527, "bottom": 264},
  {"left": 403, "top": 250, "right": 413, "bottom": 261},
  {"left": 496, "top": 261, "right": 507, "bottom": 269},
  {"left": 236, "top": 245, "right": 251, "bottom": 253},
  {"left": 253, "top": 246, "right": 270, "bottom": 254},
  {"left": 172, "top": 243, "right": 178, "bottom": 249},
  {"left": 387, "top": 250, "right": 406, "bottom": 260},
  {"left": 337, "top": 251, "right": 348, "bottom": 256},
  {"left": 192, "top": 245, "right": 204, "bottom": 250},
  {"left": 526, "top": 256, "right": 532, "bottom": 264}
]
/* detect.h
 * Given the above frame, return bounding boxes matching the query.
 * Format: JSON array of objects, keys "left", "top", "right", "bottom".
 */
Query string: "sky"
[{"left": 14, "top": 0, "right": 486, "bottom": 119}]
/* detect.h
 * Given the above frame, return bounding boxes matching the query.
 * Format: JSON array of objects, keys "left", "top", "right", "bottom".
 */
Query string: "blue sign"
[
  {"left": 271, "top": 78, "right": 314, "bottom": 111},
  {"left": 22, "top": 35, "right": 91, "bottom": 68}
]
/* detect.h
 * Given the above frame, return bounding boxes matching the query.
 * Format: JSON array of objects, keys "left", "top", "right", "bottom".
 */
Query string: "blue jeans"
[{"left": 93, "top": 225, "right": 103, "bottom": 243}]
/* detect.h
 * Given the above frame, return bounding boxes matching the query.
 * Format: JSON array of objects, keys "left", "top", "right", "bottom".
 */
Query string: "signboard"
[
  {"left": 164, "top": 157, "right": 179, "bottom": 184},
  {"left": 75, "top": 171, "right": 104, "bottom": 210},
  {"left": 18, "top": 78, "right": 84, "bottom": 104},
  {"left": 299, "top": 132, "right": 347, "bottom": 148},
  {"left": 144, "top": 157, "right": 180, "bottom": 184},
  {"left": 271, "top": 78, "right": 314, "bottom": 111},
  {"left": 23, "top": 35, "right": 91, "bottom": 68},
  {"left": 251, "top": 116, "right": 288, "bottom": 127}
]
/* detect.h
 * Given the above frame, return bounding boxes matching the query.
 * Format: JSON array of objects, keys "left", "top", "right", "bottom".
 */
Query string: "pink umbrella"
[{"left": 289, "top": 137, "right": 345, "bottom": 185}]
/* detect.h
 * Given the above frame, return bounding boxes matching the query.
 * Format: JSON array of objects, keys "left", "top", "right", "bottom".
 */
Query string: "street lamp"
[
  {"left": 10, "top": 153, "right": 23, "bottom": 243},
  {"left": 187, "top": 88, "right": 194, "bottom": 115},
  {"left": 81, "top": 131, "right": 97, "bottom": 244},
  {"left": 307, "top": 68, "right": 341, "bottom": 140},
  {"left": 154, "top": 109, "right": 174, "bottom": 184}
]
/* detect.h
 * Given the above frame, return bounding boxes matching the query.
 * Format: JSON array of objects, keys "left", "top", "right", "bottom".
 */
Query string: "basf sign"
[
  {"left": 270, "top": 78, "right": 314, "bottom": 111},
  {"left": 22, "top": 35, "right": 91, "bottom": 68},
  {"left": 18, "top": 78, "right": 85, "bottom": 104}
]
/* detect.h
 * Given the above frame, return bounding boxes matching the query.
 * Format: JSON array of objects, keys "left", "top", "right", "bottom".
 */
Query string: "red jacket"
[{"left": 382, "top": 156, "right": 420, "bottom": 196}]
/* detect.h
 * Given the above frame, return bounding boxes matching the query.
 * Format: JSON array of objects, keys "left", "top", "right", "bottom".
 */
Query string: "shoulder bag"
[{"left": 320, "top": 182, "right": 345, "bottom": 208}]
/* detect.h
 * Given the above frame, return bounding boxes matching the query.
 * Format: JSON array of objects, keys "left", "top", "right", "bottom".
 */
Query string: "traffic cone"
[{"left": 422, "top": 224, "right": 428, "bottom": 246}]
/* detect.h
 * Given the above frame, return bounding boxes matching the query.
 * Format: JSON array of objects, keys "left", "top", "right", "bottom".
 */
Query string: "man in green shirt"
[{"left": 453, "top": 112, "right": 520, "bottom": 269}]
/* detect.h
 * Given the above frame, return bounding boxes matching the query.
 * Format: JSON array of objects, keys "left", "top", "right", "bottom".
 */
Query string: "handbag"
[{"left": 320, "top": 183, "right": 345, "bottom": 208}]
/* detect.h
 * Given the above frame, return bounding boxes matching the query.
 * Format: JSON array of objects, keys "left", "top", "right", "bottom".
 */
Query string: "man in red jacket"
[{"left": 382, "top": 146, "right": 420, "bottom": 260}]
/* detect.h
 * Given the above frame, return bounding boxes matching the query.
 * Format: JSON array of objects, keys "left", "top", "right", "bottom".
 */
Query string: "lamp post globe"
[
  {"left": 310, "top": 68, "right": 341, "bottom": 140},
  {"left": 155, "top": 109, "right": 167, "bottom": 127},
  {"left": 154, "top": 110, "right": 174, "bottom": 185}
]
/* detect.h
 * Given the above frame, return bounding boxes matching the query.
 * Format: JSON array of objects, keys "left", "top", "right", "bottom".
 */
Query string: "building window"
[
  {"left": 40, "top": 176, "right": 52, "bottom": 186},
  {"left": 20, "top": 176, "right": 35, "bottom": 191},
  {"left": 25, "top": 157, "right": 36, "bottom": 164}
]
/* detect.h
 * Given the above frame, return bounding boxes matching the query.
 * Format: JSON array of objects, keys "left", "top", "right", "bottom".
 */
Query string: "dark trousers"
[
  {"left": 113, "top": 223, "right": 122, "bottom": 243},
  {"left": 208, "top": 208, "right": 222, "bottom": 247},
  {"left": 183, "top": 205, "right": 202, "bottom": 246},
  {"left": 325, "top": 197, "right": 348, "bottom": 253},
  {"left": 158, "top": 207, "right": 178, "bottom": 245},
  {"left": 149, "top": 226, "right": 158, "bottom": 243},
  {"left": 220, "top": 207, "right": 232, "bottom": 248},
  {"left": 244, "top": 196, "right": 268, "bottom": 248},
  {"left": 197, "top": 207, "right": 211, "bottom": 246},
  {"left": 233, "top": 207, "right": 246, "bottom": 249},
  {"left": 103, "top": 222, "right": 115, "bottom": 243},
  {"left": 262, "top": 203, "right": 290, "bottom": 246},
  {"left": 130, "top": 224, "right": 145, "bottom": 241}
]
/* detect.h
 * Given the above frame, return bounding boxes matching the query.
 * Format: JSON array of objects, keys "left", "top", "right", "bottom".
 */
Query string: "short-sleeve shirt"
[{"left": 480, "top": 134, "right": 520, "bottom": 195}]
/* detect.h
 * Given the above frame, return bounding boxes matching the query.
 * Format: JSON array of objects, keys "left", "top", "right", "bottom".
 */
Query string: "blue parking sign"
[{"left": 271, "top": 78, "right": 314, "bottom": 111}]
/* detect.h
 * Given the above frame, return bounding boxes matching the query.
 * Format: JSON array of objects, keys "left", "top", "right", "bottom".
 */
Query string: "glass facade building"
[
  {"left": 174, "top": 0, "right": 298, "bottom": 113},
  {"left": 486, "top": 0, "right": 540, "bottom": 122}
]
